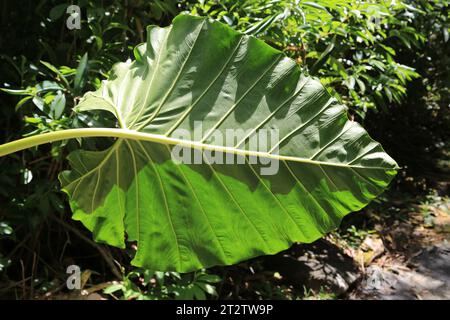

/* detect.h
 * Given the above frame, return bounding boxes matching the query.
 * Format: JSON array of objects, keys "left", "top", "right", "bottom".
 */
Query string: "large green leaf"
[{"left": 58, "top": 14, "right": 397, "bottom": 272}]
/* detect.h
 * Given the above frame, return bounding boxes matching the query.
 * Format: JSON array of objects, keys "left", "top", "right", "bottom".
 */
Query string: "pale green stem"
[
  {"left": 0, "top": 128, "right": 128, "bottom": 157},
  {"left": 0, "top": 128, "right": 397, "bottom": 170}
]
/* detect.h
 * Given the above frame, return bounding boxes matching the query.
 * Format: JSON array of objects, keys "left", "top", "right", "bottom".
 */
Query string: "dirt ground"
[{"left": 349, "top": 190, "right": 450, "bottom": 299}]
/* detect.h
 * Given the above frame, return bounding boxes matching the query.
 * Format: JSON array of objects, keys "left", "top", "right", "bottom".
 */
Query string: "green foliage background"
[{"left": 0, "top": 0, "right": 448, "bottom": 299}]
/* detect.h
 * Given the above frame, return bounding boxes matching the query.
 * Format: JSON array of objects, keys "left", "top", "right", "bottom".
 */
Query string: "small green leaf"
[
  {"left": 36, "top": 80, "right": 63, "bottom": 93},
  {"left": 302, "top": 2, "right": 330, "bottom": 14},
  {"left": 40, "top": 61, "right": 71, "bottom": 88},
  {"left": 0, "top": 88, "right": 32, "bottom": 96},
  {"left": 103, "top": 283, "right": 124, "bottom": 294},
  {"left": 15, "top": 95, "right": 33, "bottom": 111},
  {"left": 196, "top": 282, "right": 217, "bottom": 296},
  {"left": 0, "top": 222, "right": 13, "bottom": 236},
  {"left": 32, "top": 96, "right": 45, "bottom": 113},
  {"left": 74, "top": 53, "right": 89, "bottom": 94},
  {"left": 49, "top": 4, "right": 68, "bottom": 21},
  {"left": 50, "top": 90, "right": 66, "bottom": 119}
]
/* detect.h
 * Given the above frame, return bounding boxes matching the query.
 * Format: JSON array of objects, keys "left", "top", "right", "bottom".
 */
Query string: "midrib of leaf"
[{"left": 0, "top": 128, "right": 398, "bottom": 170}]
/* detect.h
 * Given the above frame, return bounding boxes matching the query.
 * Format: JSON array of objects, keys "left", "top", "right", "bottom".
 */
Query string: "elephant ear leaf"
[{"left": 59, "top": 14, "right": 398, "bottom": 272}]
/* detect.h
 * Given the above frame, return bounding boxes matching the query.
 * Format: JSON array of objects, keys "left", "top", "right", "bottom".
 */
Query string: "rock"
[
  {"left": 354, "top": 234, "right": 385, "bottom": 267},
  {"left": 352, "top": 242, "right": 450, "bottom": 299},
  {"left": 264, "top": 239, "right": 360, "bottom": 295}
]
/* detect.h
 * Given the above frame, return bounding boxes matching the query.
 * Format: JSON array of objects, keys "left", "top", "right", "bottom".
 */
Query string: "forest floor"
[{"left": 347, "top": 181, "right": 450, "bottom": 299}]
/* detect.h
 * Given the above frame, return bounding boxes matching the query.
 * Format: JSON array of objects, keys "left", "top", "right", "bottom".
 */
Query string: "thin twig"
[
  {"left": 0, "top": 277, "right": 32, "bottom": 293},
  {"left": 7, "top": 233, "right": 32, "bottom": 258},
  {"left": 20, "top": 259, "right": 26, "bottom": 299},
  {"left": 50, "top": 215, "right": 122, "bottom": 279}
]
